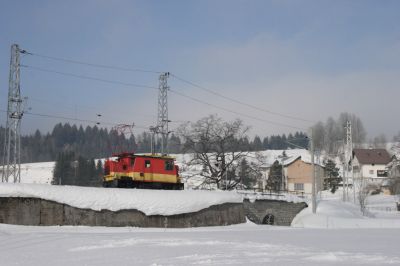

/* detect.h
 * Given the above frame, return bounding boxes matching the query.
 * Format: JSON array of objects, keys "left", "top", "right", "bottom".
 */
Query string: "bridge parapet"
[{"left": 244, "top": 199, "right": 308, "bottom": 226}]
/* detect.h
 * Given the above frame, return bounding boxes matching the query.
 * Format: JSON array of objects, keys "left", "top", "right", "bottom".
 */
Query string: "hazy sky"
[{"left": 0, "top": 0, "right": 399, "bottom": 139}]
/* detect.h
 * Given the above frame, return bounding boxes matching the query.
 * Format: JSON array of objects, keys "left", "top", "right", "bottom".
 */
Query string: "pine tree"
[
  {"left": 252, "top": 136, "right": 263, "bottom": 151},
  {"left": 238, "top": 158, "right": 256, "bottom": 188},
  {"left": 94, "top": 160, "right": 104, "bottom": 186},
  {"left": 324, "top": 159, "right": 341, "bottom": 193},
  {"left": 52, "top": 151, "right": 75, "bottom": 185},
  {"left": 267, "top": 160, "right": 282, "bottom": 191},
  {"left": 262, "top": 137, "right": 269, "bottom": 149}
]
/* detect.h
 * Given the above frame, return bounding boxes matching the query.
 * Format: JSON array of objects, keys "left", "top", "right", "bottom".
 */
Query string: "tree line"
[
  {"left": 0, "top": 123, "right": 309, "bottom": 164},
  {"left": 52, "top": 151, "right": 104, "bottom": 186},
  {"left": 311, "top": 112, "right": 367, "bottom": 154}
]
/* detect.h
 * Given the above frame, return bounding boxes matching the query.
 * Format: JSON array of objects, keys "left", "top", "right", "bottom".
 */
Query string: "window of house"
[
  {"left": 369, "top": 169, "right": 374, "bottom": 175},
  {"left": 294, "top": 183, "right": 304, "bottom": 191},
  {"left": 145, "top": 160, "right": 151, "bottom": 168},
  {"left": 377, "top": 170, "right": 387, "bottom": 177},
  {"left": 165, "top": 160, "right": 174, "bottom": 171}
]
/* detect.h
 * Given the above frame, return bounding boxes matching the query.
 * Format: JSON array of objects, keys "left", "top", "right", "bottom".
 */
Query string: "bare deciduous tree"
[{"left": 178, "top": 115, "right": 251, "bottom": 190}]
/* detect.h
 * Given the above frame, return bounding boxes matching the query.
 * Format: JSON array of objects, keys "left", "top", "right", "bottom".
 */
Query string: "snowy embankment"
[
  {"left": 0, "top": 183, "right": 242, "bottom": 216},
  {"left": 292, "top": 193, "right": 400, "bottom": 228},
  {"left": 238, "top": 190, "right": 306, "bottom": 203}
]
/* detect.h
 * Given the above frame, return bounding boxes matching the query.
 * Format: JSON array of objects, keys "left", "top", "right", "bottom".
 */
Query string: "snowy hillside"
[
  {"left": 14, "top": 149, "right": 314, "bottom": 187},
  {"left": 20, "top": 161, "right": 55, "bottom": 184}
]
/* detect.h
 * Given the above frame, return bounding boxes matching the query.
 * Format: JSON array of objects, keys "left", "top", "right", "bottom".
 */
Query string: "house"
[
  {"left": 286, "top": 156, "right": 325, "bottom": 194},
  {"left": 257, "top": 150, "right": 325, "bottom": 194},
  {"left": 352, "top": 148, "right": 392, "bottom": 184}
]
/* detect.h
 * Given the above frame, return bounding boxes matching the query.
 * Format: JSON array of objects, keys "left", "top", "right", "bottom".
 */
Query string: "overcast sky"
[{"left": 0, "top": 0, "right": 399, "bottom": 139}]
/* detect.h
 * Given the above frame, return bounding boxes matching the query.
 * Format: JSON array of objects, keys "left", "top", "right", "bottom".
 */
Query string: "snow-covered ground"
[
  {"left": 0, "top": 223, "right": 399, "bottom": 266},
  {"left": 292, "top": 189, "right": 400, "bottom": 228},
  {"left": 19, "top": 161, "right": 55, "bottom": 184},
  {"left": 0, "top": 149, "right": 399, "bottom": 265}
]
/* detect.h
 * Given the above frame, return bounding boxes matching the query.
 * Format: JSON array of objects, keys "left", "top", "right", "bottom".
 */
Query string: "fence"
[{"left": 365, "top": 206, "right": 399, "bottom": 212}]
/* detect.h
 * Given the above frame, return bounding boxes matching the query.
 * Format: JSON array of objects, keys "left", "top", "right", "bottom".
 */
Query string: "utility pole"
[
  {"left": 149, "top": 126, "right": 158, "bottom": 154},
  {"left": 279, "top": 151, "right": 288, "bottom": 192},
  {"left": 345, "top": 120, "right": 354, "bottom": 202},
  {"left": 158, "top": 72, "right": 170, "bottom": 155},
  {"left": 2, "top": 44, "right": 25, "bottom": 183},
  {"left": 310, "top": 129, "right": 317, "bottom": 214}
]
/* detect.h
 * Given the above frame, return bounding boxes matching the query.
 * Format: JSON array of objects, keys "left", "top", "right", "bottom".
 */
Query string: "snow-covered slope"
[
  {"left": 292, "top": 191, "right": 400, "bottom": 228},
  {"left": 20, "top": 161, "right": 55, "bottom": 184},
  {"left": 14, "top": 149, "right": 314, "bottom": 188},
  {"left": 0, "top": 183, "right": 242, "bottom": 215}
]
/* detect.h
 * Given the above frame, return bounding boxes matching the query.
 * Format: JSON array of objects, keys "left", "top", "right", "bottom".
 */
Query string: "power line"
[
  {"left": 170, "top": 74, "right": 315, "bottom": 123},
  {"left": 169, "top": 88, "right": 307, "bottom": 131},
  {"left": 27, "top": 96, "right": 158, "bottom": 120},
  {"left": 19, "top": 64, "right": 307, "bottom": 131},
  {"left": 21, "top": 65, "right": 159, "bottom": 90},
  {"left": 25, "top": 51, "right": 162, "bottom": 74},
  {"left": 0, "top": 109, "right": 150, "bottom": 130},
  {"left": 23, "top": 49, "right": 313, "bottom": 124}
]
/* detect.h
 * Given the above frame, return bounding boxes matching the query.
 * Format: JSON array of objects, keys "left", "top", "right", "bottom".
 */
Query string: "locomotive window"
[
  {"left": 165, "top": 160, "right": 174, "bottom": 171},
  {"left": 145, "top": 160, "right": 151, "bottom": 168},
  {"left": 130, "top": 158, "right": 135, "bottom": 166}
]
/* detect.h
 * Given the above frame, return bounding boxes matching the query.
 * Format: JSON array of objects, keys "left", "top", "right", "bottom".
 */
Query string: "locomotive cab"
[{"left": 103, "top": 153, "right": 184, "bottom": 190}]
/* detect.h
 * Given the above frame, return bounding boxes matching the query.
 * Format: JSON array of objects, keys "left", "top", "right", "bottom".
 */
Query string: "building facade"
[
  {"left": 352, "top": 149, "right": 391, "bottom": 184},
  {"left": 286, "top": 157, "right": 325, "bottom": 194}
]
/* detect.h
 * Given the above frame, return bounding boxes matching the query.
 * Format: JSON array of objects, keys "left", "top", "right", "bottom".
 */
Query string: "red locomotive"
[{"left": 103, "top": 152, "right": 184, "bottom": 190}]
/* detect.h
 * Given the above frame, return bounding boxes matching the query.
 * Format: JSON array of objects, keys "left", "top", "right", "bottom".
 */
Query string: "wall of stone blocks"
[
  {"left": 0, "top": 197, "right": 245, "bottom": 227},
  {"left": 243, "top": 199, "right": 308, "bottom": 226}
]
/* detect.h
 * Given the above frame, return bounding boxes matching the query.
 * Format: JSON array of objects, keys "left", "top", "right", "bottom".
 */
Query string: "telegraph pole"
[
  {"left": 158, "top": 72, "right": 170, "bottom": 155},
  {"left": 2, "top": 44, "right": 25, "bottom": 183},
  {"left": 310, "top": 129, "right": 317, "bottom": 214},
  {"left": 345, "top": 120, "right": 354, "bottom": 202}
]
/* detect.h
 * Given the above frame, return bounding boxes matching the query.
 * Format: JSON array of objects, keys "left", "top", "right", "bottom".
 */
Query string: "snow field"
[
  {"left": 292, "top": 190, "right": 400, "bottom": 228},
  {"left": 0, "top": 223, "right": 399, "bottom": 266}
]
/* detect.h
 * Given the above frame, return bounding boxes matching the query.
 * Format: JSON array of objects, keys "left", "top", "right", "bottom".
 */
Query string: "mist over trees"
[
  {"left": 394, "top": 132, "right": 400, "bottom": 142},
  {"left": 311, "top": 112, "right": 367, "bottom": 154}
]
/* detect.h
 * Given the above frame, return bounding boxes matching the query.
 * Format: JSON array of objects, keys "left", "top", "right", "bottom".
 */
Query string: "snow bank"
[
  {"left": 238, "top": 191, "right": 307, "bottom": 203},
  {"left": 292, "top": 199, "right": 400, "bottom": 228},
  {"left": 0, "top": 183, "right": 243, "bottom": 216}
]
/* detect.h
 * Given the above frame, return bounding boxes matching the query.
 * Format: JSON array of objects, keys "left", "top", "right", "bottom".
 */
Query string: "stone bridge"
[
  {"left": 243, "top": 199, "right": 308, "bottom": 226},
  {"left": 0, "top": 197, "right": 307, "bottom": 227}
]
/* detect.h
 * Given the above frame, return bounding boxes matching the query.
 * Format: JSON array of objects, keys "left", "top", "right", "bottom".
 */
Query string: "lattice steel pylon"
[
  {"left": 2, "top": 44, "right": 24, "bottom": 183},
  {"left": 343, "top": 120, "right": 353, "bottom": 201},
  {"left": 157, "top": 72, "right": 170, "bottom": 155}
]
